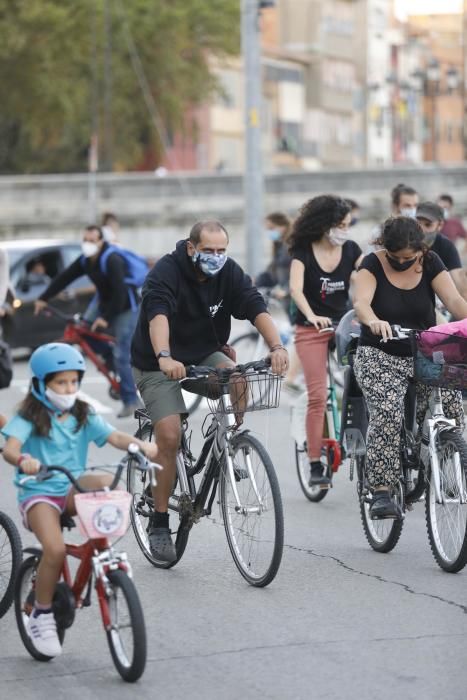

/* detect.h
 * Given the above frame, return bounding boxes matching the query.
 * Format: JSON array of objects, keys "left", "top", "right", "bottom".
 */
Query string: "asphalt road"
[{"left": 0, "top": 356, "right": 466, "bottom": 700}]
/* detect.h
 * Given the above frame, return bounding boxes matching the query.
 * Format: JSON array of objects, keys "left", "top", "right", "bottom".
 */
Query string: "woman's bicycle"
[
  {"left": 127, "top": 359, "right": 285, "bottom": 587},
  {"left": 346, "top": 326, "right": 467, "bottom": 573},
  {"left": 42, "top": 304, "right": 202, "bottom": 415},
  {"left": 0, "top": 509, "right": 22, "bottom": 619},
  {"left": 292, "top": 327, "right": 343, "bottom": 503},
  {"left": 15, "top": 446, "right": 155, "bottom": 681}
]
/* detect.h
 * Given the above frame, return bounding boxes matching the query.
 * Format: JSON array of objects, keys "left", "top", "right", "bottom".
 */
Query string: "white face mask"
[
  {"left": 101, "top": 225, "right": 116, "bottom": 243},
  {"left": 328, "top": 228, "right": 347, "bottom": 247},
  {"left": 81, "top": 241, "right": 99, "bottom": 258},
  {"left": 45, "top": 388, "right": 79, "bottom": 412},
  {"left": 400, "top": 207, "right": 417, "bottom": 219}
]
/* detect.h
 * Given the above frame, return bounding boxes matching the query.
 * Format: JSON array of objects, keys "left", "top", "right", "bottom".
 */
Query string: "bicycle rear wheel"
[
  {"left": 104, "top": 569, "right": 147, "bottom": 682},
  {"left": 0, "top": 511, "right": 22, "bottom": 618},
  {"left": 127, "top": 421, "right": 190, "bottom": 569},
  {"left": 220, "top": 432, "right": 284, "bottom": 587},
  {"left": 295, "top": 441, "right": 329, "bottom": 502},
  {"left": 425, "top": 430, "right": 467, "bottom": 573},
  {"left": 14, "top": 555, "right": 66, "bottom": 662},
  {"left": 358, "top": 456, "right": 404, "bottom": 553}
]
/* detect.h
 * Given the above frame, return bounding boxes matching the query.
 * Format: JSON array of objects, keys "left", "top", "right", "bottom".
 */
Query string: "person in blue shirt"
[{"left": 2, "top": 342, "right": 158, "bottom": 659}]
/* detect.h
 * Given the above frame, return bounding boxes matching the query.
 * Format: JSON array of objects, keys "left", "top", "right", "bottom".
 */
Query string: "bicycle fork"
[
  {"left": 422, "top": 415, "right": 467, "bottom": 505},
  {"left": 220, "top": 394, "right": 265, "bottom": 516}
]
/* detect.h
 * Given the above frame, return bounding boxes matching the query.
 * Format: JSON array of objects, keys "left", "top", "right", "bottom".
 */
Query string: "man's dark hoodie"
[{"left": 131, "top": 240, "right": 267, "bottom": 371}]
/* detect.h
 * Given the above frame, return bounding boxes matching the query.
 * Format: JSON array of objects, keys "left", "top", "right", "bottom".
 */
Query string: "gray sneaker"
[{"left": 147, "top": 521, "right": 177, "bottom": 563}]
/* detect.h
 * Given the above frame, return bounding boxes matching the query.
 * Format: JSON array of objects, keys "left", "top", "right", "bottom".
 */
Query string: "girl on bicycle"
[
  {"left": 2, "top": 342, "right": 158, "bottom": 658},
  {"left": 289, "top": 195, "right": 363, "bottom": 486},
  {"left": 353, "top": 217, "right": 467, "bottom": 519}
]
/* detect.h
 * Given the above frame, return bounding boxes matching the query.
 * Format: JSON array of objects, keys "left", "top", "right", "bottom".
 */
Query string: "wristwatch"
[{"left": 156, "top": 350, "right": 171, "bottom": 360}]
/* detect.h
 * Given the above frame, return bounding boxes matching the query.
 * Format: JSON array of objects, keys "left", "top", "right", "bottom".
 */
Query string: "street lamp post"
[
  {"left": 426, "top": 58, "right": 440, "bottom": 163},
  {"left": 242, "top": 0, "right": 274, "bottom": 277}
]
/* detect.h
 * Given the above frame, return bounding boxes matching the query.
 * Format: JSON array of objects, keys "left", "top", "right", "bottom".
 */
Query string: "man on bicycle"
[
  {"left": 131, "top": 220, "right": 289, "bottom": 563},
  {"left": 416, "top": 201, "right": 467, "bottom": 300},
  {"left": 34, "top": 225, "right": 142, "bottom": 418}
]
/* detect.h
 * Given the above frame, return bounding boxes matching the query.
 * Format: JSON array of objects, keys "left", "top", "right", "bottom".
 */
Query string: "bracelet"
[
  {"left": 270, "top": 344, "right": 285, "bottom": 352},
  {"left": 17, "top": 453, "right": 31, "bottom": 468}
]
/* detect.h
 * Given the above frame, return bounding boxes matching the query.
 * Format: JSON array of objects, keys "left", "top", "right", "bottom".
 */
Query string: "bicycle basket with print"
[
  {"left": 415, "top": 329, "right": 467, "bottom": 391},
  {"left": 205, "top": 369, "right": 282, "bottom": 415},
  {"left": 74, "top": 491, "right": 132, "bottom": 540}
]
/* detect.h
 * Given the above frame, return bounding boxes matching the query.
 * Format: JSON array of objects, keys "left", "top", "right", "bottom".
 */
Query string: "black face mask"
[{"left": 385, "top": 253, "right": 418, "bottom": 272}]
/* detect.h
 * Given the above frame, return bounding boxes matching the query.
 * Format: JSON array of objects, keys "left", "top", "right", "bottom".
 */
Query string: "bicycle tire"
[
  {"left": 230, "top": 331, "right": 263, "bottom": 364},
  {"left": 14, "top": 555, "right": 66, "bottom": 662},
  {"left": 295, "top": 442, "right": 329, "bottom": 503},
  {"left": 358, "top": 456, "right": 404, "bottom": 553},
  {"left": 181, "top": 389, "right": 203, "bottom": 416},
  {"left": 425, "top": 430, "right": 467, "bottom": 573},
  {"left": 220, "top": 432, "right": 284, "bottom": 587},
  {"left": 127, "top": 421, "right": 190, "bottom": 569},
  {"left": 0, "top": 511, "right": 22, "bottom": 618},
  {"left": 104, "top": 569, "right": 147, "bottom": 682}
]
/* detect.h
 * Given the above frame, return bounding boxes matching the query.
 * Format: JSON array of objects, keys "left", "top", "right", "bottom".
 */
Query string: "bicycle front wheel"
[
  {"left": 220, "top": 433, "right": 284, "bottom": 587},
  {"left": 104, "top": 569, "right": 147, "bottom": 682},
  {"left": 425, "top": 430, "right": 467, "bottom": 573},
  {"left": 230, "top": 331, "right": 263, "bottom": 364},
  {"left": 0, "top": 511, "right": 22, "bottom": 618},
  {"left": 127, "top": 421, "right": 190, "bottom": 569},
  {"left": 358, "top": 457, "right": 404, "bottom": 554}
]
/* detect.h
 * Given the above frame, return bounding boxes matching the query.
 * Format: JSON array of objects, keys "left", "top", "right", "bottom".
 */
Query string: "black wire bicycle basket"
[
  {"left": 205, "top": 369, "right": 283, "bottom": 416},
  {"left": 414, "top": 330, "right": 467, "bottom": 391}
]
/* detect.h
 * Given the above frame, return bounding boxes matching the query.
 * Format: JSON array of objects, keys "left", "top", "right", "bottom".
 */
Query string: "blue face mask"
[
  {"left": 267, "top": 229, "right": 281, "bottom": 242},
  {"left": 192, "top": 250, "right": 227, "bottom": 277}
]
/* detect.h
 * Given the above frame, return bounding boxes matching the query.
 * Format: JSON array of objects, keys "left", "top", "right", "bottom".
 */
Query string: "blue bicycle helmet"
[{"left": 30, "top": 343, "right": 86, "bottom": 410}]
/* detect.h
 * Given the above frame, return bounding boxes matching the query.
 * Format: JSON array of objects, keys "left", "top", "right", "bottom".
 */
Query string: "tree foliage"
[{"left": 0, "top": 0, "right": 240, "bottom": 174}]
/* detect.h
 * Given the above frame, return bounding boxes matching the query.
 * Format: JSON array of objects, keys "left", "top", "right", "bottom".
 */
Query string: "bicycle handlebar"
[
  {"left": 183, "top": 357, "right": 272, "bottom": 382},
  {"left": 41, "top": 304, "right": 80, "bottom": 323},
  {"left": 18, "top": 444, "right": 160, "bottom": 492}
]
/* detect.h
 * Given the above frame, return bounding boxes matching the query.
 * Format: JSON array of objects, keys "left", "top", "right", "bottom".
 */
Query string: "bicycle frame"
[
  {"left": 59, "top": 536, "right": 131, "bottom": 629},
  {"left": 168, "top": 388, "right": 264, "bottom": 520}
]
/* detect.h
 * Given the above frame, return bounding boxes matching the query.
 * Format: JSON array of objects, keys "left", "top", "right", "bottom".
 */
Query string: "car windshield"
[{"left": 4, "top": 249, "right": 25, "bottom": 269}]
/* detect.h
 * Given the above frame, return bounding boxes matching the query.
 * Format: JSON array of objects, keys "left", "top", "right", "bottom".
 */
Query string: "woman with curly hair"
[
  {"left": 353, "top": 216, "right": 467, "bottom": 519},
  {"left": 289, "top": 195, "right": 363, "bottom": 487}
]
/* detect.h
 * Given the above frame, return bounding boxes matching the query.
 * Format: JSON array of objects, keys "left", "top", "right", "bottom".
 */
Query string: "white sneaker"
[{"left": 27, "top": 611, "right": 62, "bottom": 657}]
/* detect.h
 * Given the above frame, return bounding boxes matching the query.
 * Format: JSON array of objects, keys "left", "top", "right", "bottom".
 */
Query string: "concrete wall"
[{"left": 0, "top": 166, "right": 466, "bottom": 267}]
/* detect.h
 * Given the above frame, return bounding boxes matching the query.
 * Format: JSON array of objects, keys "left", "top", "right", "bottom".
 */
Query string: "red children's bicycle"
[
  {"left": 14, "top": 446, "right": 157, "bottom": 682},
  {"left": 43, "top": 304, "right": 203, "bottom": 414},
  {"left": 44, "top": 305, "right": 121, "bottom": 400}
]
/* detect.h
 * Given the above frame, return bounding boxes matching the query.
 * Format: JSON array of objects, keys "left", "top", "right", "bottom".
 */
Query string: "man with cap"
[{"left": 416, "top": 201, "right": 467, "bottom": 300}]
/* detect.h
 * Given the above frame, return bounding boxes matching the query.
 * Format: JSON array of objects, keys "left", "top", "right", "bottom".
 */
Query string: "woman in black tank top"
[{"left": 353, "top": 217, "right": 467, "bottom": 520}]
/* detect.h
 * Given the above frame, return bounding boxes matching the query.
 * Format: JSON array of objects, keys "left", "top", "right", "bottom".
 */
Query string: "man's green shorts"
[{"left": 132, "top": 351, "right": 230, "bottom": 425}]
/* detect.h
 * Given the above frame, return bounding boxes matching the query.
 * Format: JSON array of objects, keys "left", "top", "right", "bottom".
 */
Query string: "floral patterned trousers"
[{"left": 354, "top": 346, "right": 464, "bottom": 488}]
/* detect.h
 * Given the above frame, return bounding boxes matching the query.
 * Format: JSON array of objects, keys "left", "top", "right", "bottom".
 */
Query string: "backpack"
[
  {"left": 81, "top": 246, "right": 149, "bottom": 311},
  {"left": 100, "top": 246, "right": 148, "bottom": 288},
  {"left": 418, "top": 319, "right": 467, "bottom": 365}
]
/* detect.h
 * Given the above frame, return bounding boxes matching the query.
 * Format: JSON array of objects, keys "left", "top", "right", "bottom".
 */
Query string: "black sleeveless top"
[{"left": 358, "top": 251, "right": 446, "bottom": 357}]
